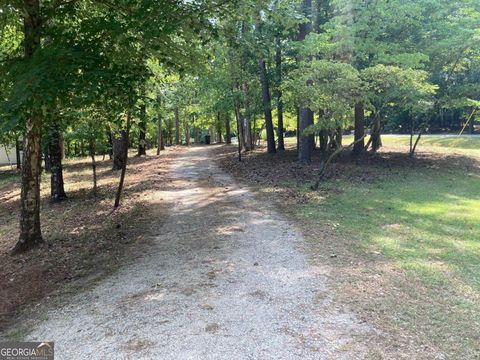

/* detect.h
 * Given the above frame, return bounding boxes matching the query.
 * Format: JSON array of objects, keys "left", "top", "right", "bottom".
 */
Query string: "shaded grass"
[
  {"left": 314, "top": 170, "right": 480, "bottom": 289},
  {"left": 295, "top": 168, "right": 480, "bottom": 359}
]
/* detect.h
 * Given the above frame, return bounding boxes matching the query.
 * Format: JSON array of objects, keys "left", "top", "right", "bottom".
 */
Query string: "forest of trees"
[{"left": 1, "top": 0, "right": 479, "bottom": 253}]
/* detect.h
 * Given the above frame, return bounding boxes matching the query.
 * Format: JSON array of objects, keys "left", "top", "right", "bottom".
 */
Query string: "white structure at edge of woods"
[{"left": 0, "top": 146, "right": 22, "bottom": 166}]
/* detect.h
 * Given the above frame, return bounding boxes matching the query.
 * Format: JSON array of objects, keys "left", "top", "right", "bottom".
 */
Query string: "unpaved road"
[{"left": 10, "top": 146, "right": 374, "bottom": 359}]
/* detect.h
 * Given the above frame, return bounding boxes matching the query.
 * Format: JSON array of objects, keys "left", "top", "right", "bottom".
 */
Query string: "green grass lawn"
[
  {"left": 313, "top": 170, "right": 480, "bottom": 288},
  {"left": 287, "top": 137, "right": 480, "bottom": 358},
  {"left": 285, "top": 134, "right": 480, "bottom": 158}
]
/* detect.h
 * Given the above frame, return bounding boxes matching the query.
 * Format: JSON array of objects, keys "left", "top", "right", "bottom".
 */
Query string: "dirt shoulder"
[{"left": 0, "top": 148, "right": 177, "bottom": 333}]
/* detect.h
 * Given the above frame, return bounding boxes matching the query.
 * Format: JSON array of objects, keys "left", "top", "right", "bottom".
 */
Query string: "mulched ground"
[
  {"left": 213, "top": 142, "right": 479, "bottom": 193},
  {"left": 0, "top": 148, "right": 176, "bottom": 331}
]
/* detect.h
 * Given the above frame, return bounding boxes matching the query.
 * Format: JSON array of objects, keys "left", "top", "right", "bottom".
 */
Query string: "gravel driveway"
[{"left": 12, "top": 146, "right": 373, "bottom": 359}]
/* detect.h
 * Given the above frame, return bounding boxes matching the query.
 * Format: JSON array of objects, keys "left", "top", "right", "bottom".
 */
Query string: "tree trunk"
[
  {"left": 353, "top": 102, "right": 365, "bottom": 155},
  {"left": 106, "top": 127, "right": 113, "bottom": 159},
  {"left": 258, "top": 59, "right": 276, "bottom": 154},
  {"left": 296, "top": 106, "right": 300, "bottom": 151},
  {"left": 44, "top": 150, "right": 51, "bottom": 173},
  {"left": 185, "top": 119, "right": 190, "bottom": 146},
  {"left": 138, "top": 98, "right": 147, "bottom": 156},
  {"left": 112, "top": 130, "right": 127, "bottom": 171},
  {"left": 275, "top": 37, "right": 285, "bottom": 151},
  {"left": 16, "top": 137, "right": 21, "bottom": 169},
  {"left": 89, "top": 139, "right": 97, "bottom": 197},
  {"left": 48, "top": 125, "right": 67, "bottom": 203},
  {"left": 114, "top": 110, "right": 132, "bottom": 208},
  {"left": 469, "top": 111, "right": 475, "bottom": 134},
  {"left": 175, "top": 107, "right": 180, "bottom": 145},
  {"left": 216, "top": 113, "right": 223, "bottom": 143},
  {"left": 370, "top": 113, "right": 382, "bottom": 152},
  {"left": 298, "top": 108, "right": 314, "bottom": 163},
  {"left": 225, "top": 113, "right": 232, "bottom": 144},
  {"left": 234, "top": 102, "right": 247, "bottom": 151},
  {"left": 319, "top": 129, "right": 328, "bottom": 152},
  {"left": 13, "top": 0, "right": 43, "bottom": 253},
  {"left": 242, "top": 83, "right": 254, "bottom": 151},
  {"left": 156, "top": 93, "right": 163, "bottom": 155},
  {"left": 298, "top": 0, "right": 314, "bottom": 164},
  {"left": 335, "top": 127, "right": 343, "bottom": 148}
]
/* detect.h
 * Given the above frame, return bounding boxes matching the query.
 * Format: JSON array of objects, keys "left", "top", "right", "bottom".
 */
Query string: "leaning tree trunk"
[
  {"left": 138, "top": 98, "right": 147, "bottom": 156},
  {"left": 114, "top": 110, "right": 132, "bottom": 208},
  {"left": 174, "top": 107, "right": 180, "bottom": 145},
  {"left": 48, "top": 125, "right": 67, "bottom": 202},
  {"left": 13, "top": 0, "right": 43, "bottom": 253},
  {"left": 258, "top": 59, "right": 276, "bottom": 154},
  {"left": 353, "top": 102, "right": 365, "bottom": 155},
  {"left": 112, "top": 130, "right": 128, "bottom": 171}
]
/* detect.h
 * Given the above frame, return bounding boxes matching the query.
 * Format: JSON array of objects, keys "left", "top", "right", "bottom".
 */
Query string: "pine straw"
[{"left": 0, "top": 148, "right": 177, "bottom": 331}]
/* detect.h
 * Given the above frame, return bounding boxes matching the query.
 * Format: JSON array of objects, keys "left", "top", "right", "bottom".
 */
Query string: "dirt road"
[{"left": 11, "top": 146, "right": 373, "bottom": 359}]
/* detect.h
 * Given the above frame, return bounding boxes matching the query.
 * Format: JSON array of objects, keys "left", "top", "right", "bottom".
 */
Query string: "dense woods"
[{"left": 0, "top": 0, "right": 479, "bottom": 254}]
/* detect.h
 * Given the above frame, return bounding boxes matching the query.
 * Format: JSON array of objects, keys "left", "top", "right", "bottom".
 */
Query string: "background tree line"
[{"left": 0, "top": 0, "right": 479, "bottom": 253}]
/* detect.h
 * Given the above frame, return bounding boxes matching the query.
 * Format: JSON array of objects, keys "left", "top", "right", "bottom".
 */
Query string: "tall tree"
[
  {"left": 13, "top": 0, "right": 43, "bottom": 253},
  {"left": 298, "top": 0, "right": 314, "bottom": 163}
]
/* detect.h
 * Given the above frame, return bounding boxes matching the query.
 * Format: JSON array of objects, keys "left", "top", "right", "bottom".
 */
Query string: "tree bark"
[
  {"left": 370, "top": 113, "right": 382, "bottom": 152},
  {"left": 258, "top": 59, "right": 276, "bottom": 154},
  {"left": 216, "top": 113, "right": 222, "bottom": 143},
  {"left": 469, "top": 109, "right": 475, "bottom": 134},
  {"left": 114, "top": 110, "right": 132, "bottom": 208},
  {"left": 175, "top": 107, "right": 180, "bottom": 145},
  {"left": 335, "top": 127, "right": 343, "bottom": 147},
  {"left": 106, "top": 127, "right": 113, "bottom": 159},
  {"left": 275, "top": 37, "right": 285, "bottom": 151},
  {"left": 48, "top": 125, "right": 67, "bottom": 203},
  {"left": 225, "top": 113, "right": 232, "bottom": 144},
  {"left": 16, "top": 137, "right": 21, "bottom": 169},
  {"left": 156, "top": 93, "right": 164, "bottom": 155},
  {"left": 242, "top": 83, "right": 254, "bottom": 151},
  {"left": 112, "top": 130, "right": 127, "bottom": 171},
  {"left": 353, "top": 102, "right": 365, "bottom": 155},
  {"left": 319, "top": 129, "right": 328, "bottom": 152},
  {"left": 185, "top": 119, "right": 190, "bottom": 146},
  {"left": 234, "top": 101, "right": 247, "bottom": 151},
  {"left": 298, "top": 0, "right": 314, "bottom": 163},
  {"left": 13, "top": 0, "right": 43, "bottom": 253},
  {"left": 89, "top": 139, "right": 97, "bottom": 197},
  {"left": 138, "top": 98, "right": 147, "bottom": 156}
]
